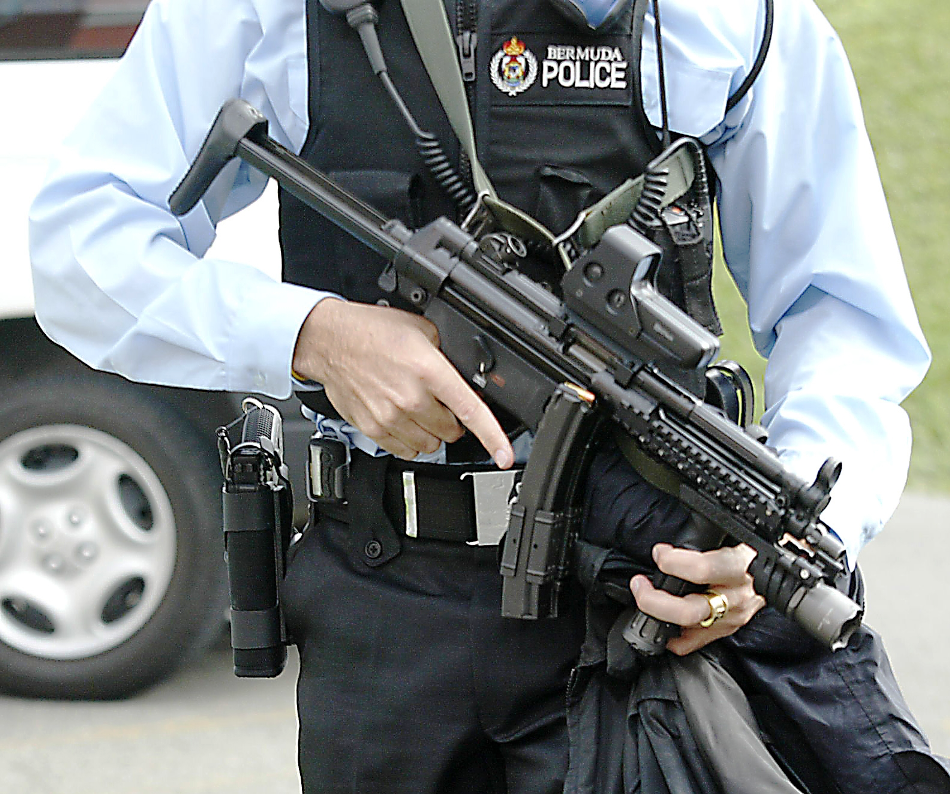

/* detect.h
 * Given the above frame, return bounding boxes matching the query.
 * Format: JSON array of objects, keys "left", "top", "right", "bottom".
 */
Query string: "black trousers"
[{"left": 281, "top": 513, "right": 586, "bottom": 794}]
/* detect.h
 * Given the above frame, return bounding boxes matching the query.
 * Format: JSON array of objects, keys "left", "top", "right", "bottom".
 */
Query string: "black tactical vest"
[{"left": 280, "top": 0, "right": 666, "bottom": 307}]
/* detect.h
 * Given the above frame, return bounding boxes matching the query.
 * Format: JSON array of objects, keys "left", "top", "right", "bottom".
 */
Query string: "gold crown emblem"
[{"left": 503, "top": 37, "right": 526, "bottom": 56}]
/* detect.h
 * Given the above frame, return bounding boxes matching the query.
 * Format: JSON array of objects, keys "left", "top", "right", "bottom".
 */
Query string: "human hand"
[
  {"left": 291, "top": 298, "right": 514, "bottom": 468},
  {"left": 629, "top": 543, "right": 766, "bottom": 655}
]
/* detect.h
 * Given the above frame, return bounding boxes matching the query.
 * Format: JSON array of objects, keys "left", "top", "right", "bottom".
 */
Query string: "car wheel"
[{"left": 0, "top": 373, "right": 227, "bottom": 699}]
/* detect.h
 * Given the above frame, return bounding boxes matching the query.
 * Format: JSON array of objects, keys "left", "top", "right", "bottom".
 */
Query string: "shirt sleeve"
[
  {"left": 28, "top": 0, "right": 326, "bottom": 399},
  {"left": 703, "top": 0, "right": 931, "bottom": 564}
]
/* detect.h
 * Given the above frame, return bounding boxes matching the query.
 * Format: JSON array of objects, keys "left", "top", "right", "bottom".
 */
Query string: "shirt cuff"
[{"left": 227, "top": 282, "right": 342, "bottom": 398}]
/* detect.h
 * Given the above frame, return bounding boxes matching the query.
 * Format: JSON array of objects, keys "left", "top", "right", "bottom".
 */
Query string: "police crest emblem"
[{"left": 490, "top": 37, "right": 538, "bottom": 96}]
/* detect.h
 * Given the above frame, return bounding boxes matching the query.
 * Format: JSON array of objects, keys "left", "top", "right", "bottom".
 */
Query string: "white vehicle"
[{"left": 0, "top": 1, "right": 306, "bottom": 699}]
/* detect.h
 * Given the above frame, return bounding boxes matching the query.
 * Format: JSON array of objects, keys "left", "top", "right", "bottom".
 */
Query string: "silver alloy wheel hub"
[{"left": 0, "top": 425, "right": 176, "bottom": 659}]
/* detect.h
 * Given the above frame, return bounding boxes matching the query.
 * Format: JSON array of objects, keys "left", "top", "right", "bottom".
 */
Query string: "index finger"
[
  {"left": 430, "top": 364, "right": 514, "bottom": 469},
  {"left": 653, "top": 543, "right": 756, "bottom": 587}
]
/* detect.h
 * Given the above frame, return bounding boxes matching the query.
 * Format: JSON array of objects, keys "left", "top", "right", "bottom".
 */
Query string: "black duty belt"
[{"left": 308, "top": 436, "right": 521, "bottom": 547}]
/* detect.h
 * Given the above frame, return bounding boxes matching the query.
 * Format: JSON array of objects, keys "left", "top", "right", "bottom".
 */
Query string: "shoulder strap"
[
  {"left": 725, "top": 0, "right": 774, "bottom": 113},
  {"left": 399, "top": 0, "right": 497, "bottom": 199},
  {"left": 634, "top": 0, "right": 775, "bottom": 142}
]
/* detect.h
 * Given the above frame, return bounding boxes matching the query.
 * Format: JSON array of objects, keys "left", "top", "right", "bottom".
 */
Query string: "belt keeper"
[{"left": 402, "top": 471, "right": 420, "bottom": 538}]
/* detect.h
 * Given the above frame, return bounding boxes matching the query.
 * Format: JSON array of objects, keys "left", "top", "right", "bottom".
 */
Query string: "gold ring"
[{"left": 699, "top": 590, "right": 729, "bottom": 628}]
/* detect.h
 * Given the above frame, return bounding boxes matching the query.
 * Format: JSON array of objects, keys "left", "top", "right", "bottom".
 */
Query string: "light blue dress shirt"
[{"left": 29, "top": 0, "right": 931, "bottom": 565}]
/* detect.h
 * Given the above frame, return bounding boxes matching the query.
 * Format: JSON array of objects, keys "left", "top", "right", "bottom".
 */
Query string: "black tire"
[{"left": 0, "top": 372, "right": 228, "bottom": 699}]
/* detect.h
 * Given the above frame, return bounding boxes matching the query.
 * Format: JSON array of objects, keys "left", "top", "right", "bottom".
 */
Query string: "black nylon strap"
[
  {"left": 725, "top": 0, "right": 775, "bottom": 113},
  {"left": 633, "top": 0, "right": 775, "bottom": 142},
  {"left": 630, "top": 0, "right": 662, "bottom": 156},
  {"left": 382, "top": 462, "right": 480, "bottom": 541}
]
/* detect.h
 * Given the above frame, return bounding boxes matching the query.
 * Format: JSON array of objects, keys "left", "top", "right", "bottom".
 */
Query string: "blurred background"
[{"left": 715, "top": 0, "right": 950, "bottom": 496}]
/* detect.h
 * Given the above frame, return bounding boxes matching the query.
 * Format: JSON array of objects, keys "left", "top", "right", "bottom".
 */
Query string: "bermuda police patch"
[
  {"left": 490, "top": 37, "right": 538, "bottom": 96},
  {"left": 489, "top": 33, "right": 633, "bottom": 107},
  {"left": 542, "top": 43, "right": 629, "bottom": 90}
]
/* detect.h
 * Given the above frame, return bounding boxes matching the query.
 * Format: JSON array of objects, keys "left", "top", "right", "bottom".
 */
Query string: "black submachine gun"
[{"left": 172, "top": 99, "right": 862, "bottom": 655}]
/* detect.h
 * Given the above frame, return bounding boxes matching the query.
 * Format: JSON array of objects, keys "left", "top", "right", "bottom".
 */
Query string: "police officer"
[{"left": 29, "top": 0, "right": 930, "bottom": 792}]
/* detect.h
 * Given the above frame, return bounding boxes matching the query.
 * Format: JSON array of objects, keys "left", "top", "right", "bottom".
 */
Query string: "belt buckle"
[
  {"left": 462, "top": 469, "right": 520, "bottom": 546},
  {"left": 401, "top": 468, "right": 520, "bottom": 545}
]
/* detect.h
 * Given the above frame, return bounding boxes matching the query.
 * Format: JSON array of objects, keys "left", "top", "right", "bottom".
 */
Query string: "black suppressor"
[
  {"left": 218, "top": 399, "right": 293, "bottom": 677},
  {"left": 748, "top": 551, "right": 863, "bottom": 651}
]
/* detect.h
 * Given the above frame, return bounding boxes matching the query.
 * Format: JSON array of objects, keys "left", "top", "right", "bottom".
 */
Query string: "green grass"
[{"left": 711, "top": 0, "right": 950, "bottom": 493}]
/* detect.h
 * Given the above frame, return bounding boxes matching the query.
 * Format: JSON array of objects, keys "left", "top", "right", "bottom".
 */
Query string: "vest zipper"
[
  {"left": 455, "top": 0, "right": 478, "bottom": 209},
  {"left": 455, "top": 0, "right": 478, "bottom": 82}
]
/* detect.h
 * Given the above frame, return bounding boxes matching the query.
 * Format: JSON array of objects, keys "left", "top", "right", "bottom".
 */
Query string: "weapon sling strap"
[
  {"left": 399, "top": 0, "right": 575, "bottom": 262},
  {"left": 398, "top": 0, "right": 496, "bottom": 199}
]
